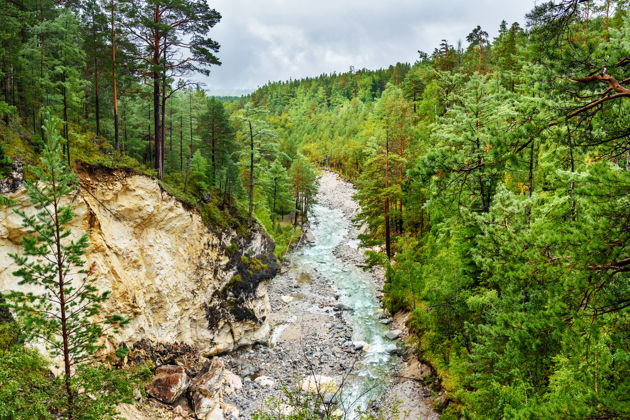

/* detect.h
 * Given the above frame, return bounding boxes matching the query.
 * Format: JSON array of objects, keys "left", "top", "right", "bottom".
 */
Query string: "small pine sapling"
[{"left": 2, "top": 116, "right": 130, "bottom": 418}]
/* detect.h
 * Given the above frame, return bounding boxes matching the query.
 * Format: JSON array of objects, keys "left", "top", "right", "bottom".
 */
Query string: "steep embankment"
[{"left": 0, "top": 163, "right": 278, "bottom": 357}]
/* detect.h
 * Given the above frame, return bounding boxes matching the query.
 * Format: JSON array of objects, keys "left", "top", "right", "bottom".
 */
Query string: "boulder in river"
[
  {"left": 352, "top": 341, "right": 369, "bottom": 351},
  {"left": 386, "top": 329, "right": 402, "bottom": 340}
]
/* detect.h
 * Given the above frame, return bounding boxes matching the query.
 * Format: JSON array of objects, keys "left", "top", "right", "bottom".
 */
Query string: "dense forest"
[
  {"left": 0, "top": 0, "right": 318, "bottom": 257},
  {"left": 1, "top": 0, "right": 629, "bottom": 418},
  {"left": 244, "top": 1, "right": 630, "bottom": 417}
]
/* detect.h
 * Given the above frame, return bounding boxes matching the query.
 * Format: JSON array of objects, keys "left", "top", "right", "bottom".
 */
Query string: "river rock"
[
  {"left": 386, "top": 329, "right": 402, "bottom": 340},
  {"left": 190, "top": 358, "right": 243, "bottom": 419},
  {"left": 254, "top": 375, "right": 275, "bottom": 388},
  {"left": 352, "top": 341, "right": 369, "bottom": 351},
  {"left": 147, "top": 365, "right": 190, "bottom": 404},
  {"left": 224, "top": 370, "right": 243, "bottom": 393},
  {"left": 300, "top": 375, "right": 340, "bottom": 394}
]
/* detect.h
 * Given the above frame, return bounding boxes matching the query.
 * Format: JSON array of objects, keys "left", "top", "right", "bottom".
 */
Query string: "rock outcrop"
[
  {"left": 0, "top": 164, "right": 278, "bottom": 356},
  {"left": 147, "top": 365, "right": 191, "bottom": 404},
  {"left": 0, "top": 157, "right": 23, "bottom": 194}
]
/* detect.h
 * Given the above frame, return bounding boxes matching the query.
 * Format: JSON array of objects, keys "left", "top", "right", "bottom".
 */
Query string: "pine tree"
[
  {"left": 198, "top": 97, "right": 234, "bottom": 186},
  {"left": 263, "top": 160, "right": 293, "bottom": 221},
  {"left": 120, "top": 0, "right": 221, "bottom": 179},
  {"left": 3, "top": 116, "right": 128, "bottom": 418}
]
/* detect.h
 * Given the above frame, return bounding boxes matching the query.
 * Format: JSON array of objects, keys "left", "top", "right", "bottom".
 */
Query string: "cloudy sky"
[{"left": 201, "top": 0, "right": 537, "bottom": 96}]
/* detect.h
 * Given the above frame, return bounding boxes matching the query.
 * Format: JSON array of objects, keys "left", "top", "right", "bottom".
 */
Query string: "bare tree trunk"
[
  {"left": 211, "top": 117, "right": 216, "bottom": 183},
  {"left": 248, "top": 120, "right": 255, "bottom": 223},
  {"left": 385, "top": 129, "right": 391, "bottom": 260},
  {"left": 152, "top": 7, "right": 163, "bottom": 179},
  {"left": 111, "top": 0, "right": 119, "bottom": 150},
  {"left": 94, "top": 58, "right": 100, "bottom": 136},
  {"left": 169, "top": 102, "right": 173, "bottom": 160},
  {"left": 189, "top": 92, "right": 194, "bottom": 158},
  {"left": 153, "top": 72, "right": 163, "bottom": 178},
  {"left": 293, "top": 194, "right": 299, "bottom": 227},
  {"left": 161, "top": 44, "right": 167, "bottom": 167}
]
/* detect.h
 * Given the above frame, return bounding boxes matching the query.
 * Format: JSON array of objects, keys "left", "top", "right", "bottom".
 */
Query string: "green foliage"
[
  {"left": 0, "top": 343, "right": 144, "bottom": 420},
  {"left": 2, "top": 117, "right": 132, "bottom": 418},
  {"left": 1, "top": 1, "right": 628, "bottom": 417},
  {"left": 244, "top": 4, "right": 630, "bottom": 418},
  {"left": 253, "top": 383, "right": 399, "bottom": 420},
  {"left": 0, "top": 345, "right": 55, "bottom": 419}
]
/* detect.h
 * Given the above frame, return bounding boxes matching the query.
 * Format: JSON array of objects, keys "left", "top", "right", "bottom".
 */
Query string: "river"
[
  {"left": 293, "top": 200, "right": 397, "bottom": 411},
  {"left": 226, "top": 171, "right": 437, "bottom": 419}
]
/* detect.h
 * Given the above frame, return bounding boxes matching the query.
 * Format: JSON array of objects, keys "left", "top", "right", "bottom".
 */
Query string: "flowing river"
[
  {"left": 230, "top": 171, "right": 437, "bottom": 419},
  {"left": 292, "top": 202, "right": 398, "bottom": 412}
]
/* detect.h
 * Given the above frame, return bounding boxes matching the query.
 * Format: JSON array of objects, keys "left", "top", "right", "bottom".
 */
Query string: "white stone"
[
  {"left": 300, "top": 375, "right": 340, "bottom": 394},
  {"left": 352, "top": 341, "right": 369, "bottom": 351},
  {"left": 254, "top": 375, "right": 276, "bottom": 388},
  {"left": 386, "top": 329, "right": 402, "bottom": 340},
  {"left": 280, "top": 295, "right": 294, "bottom": 303}
]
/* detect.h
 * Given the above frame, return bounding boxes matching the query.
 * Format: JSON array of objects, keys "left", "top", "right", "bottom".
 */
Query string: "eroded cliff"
[{"left": 0, "top": 164, "right": 278, "bottom": 356}]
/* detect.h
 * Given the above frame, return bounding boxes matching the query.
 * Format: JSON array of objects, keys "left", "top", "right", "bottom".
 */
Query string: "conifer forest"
[{"left": 0, "top": 0, "right": 628, "bottom": 419}]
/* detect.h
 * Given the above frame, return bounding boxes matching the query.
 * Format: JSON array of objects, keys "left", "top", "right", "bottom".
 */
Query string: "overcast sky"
[{"left": 201, "top": 0, "right": 537, "bottom": 96}]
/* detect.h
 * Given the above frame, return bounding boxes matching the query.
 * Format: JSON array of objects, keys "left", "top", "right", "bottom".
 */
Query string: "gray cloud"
[{"left": 200, "top": 0, "right": 536, "bottom": 96}]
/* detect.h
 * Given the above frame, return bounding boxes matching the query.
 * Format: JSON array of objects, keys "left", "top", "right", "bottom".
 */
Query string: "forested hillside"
[
  {"left": 1, "top": 0, "right": 629, "bottom": 418},
  {"left": 0, "top": 0, "right": 317, "bottom": 257},
  {"left": 241, "top": 1, "right": 630, "bottom": 418}
]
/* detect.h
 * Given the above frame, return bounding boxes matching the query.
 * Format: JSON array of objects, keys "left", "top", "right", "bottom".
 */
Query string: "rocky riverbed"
[
  {"left": 122, "top": 171, "right": 439, "bottom": 420},
  {"left": 222, "top": 171, "right": 439, "bottom": 419}
]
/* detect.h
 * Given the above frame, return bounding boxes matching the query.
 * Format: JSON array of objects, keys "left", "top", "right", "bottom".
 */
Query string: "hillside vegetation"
[{"left": 241, "top": 2, "right": 630, "bottom": 418}]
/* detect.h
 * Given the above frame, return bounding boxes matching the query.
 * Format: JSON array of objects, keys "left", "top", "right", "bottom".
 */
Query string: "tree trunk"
[
  {"left": 94, "top": 58, "right": 100, "bottom": 136},
  {"left": 161, "top": 44, "right": 167, "bottom": 166},
  {"left": 146, "top": 104, "right": 152, "bottom": 165},
  {"left": 272, "top": 182, "right": 277, "bottom": 216},
  {"left": 293, "top": 194, "right": 300, "bottom": 226},
  {"left": 111, "top": 0, "right": 119, "bottom": 150},
  {"left": 62, "top": 75, "right": 70, "bottom": 166},
  {"left": 52, "top": 179, "right": 74, "bottom": 416},
  {"left": 169, "top": 102, "right": 173, "bottom": 161},
  {"left": 384, "top": 129, "right": 391, "bottom": 260},
  {"left": 152, "top": 7, "right": 163, "bottom": 179},
  {"left": 211, "top": 117, "right": 216, "bottom": 184},
  {"left": 2, "top": 55, "right": 9, "bottom": 124},
  {"left": 189, "top": 92, "right": 194, "bottom": 158},
  {"left": 248, "top": 120, "right": 255, "bottom": 223},
  {"left": 153, "top": 71, "right": 163, "bottom": 178},
  {"left": 180, "top": 114, "right": 183, "bottom": 170}
]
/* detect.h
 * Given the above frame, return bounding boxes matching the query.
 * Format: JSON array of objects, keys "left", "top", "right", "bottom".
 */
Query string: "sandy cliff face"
[{"left": 0, "top": 164, "right": 278, "bottom": 356}]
